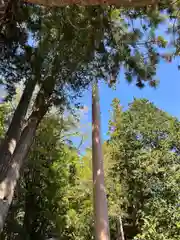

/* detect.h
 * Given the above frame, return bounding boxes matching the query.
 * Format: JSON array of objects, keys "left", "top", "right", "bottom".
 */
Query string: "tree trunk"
[
  {"left": 92, "top": 82, "right": 110, "bottom": 240},
  {"left": 117, "top": 216, "right": 125, "bottom": 240},
  {"left": 0, "top": 78, "right": 37, "bottom": 181},
  {"left": 0, "top": 0, "right": 8, "bottom": 19},
  {"left": 22, "top": 190, "right": 38, "bottom": 240},
  {"left": 0, "top": 115, "right": 39, "bottom": 232},
  {"left": 25, "top": 0, "right": 157, "bottom": 8},
  {"left": 0, "top": 74, "right": 56, "bottom": 232}
]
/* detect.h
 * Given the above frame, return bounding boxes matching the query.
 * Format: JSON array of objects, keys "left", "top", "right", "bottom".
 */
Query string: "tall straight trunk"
[
  {"left": 0, "top": 78, "right": 37, "bottom": 181},
  {"left": 92, "top": 82, "right": 110, "bottom": 240},
  {"left": 117, "top": 216, "right": 125, "bottom": 240}
]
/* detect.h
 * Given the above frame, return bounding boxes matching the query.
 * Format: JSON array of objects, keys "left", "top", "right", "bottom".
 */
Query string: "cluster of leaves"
[
  {"left": 0, "top": 2, "right": 179, "bottom": 238},
  {"left": 0, "top": 104, "right": 79, "bottom": 239},
  {"left": 1, "top": 2, "right": 180, "bottom": 103},
  {"left": 0, "top": 104, "right": 8, "bottom": 137},
  {"left": 108, "top": 98, "right": 180, "bottom": 239},
  {"left": 0, "top": 96, "right": 180, "bottom": 240},
  {"left": 0, "top": 101, "right": 93, "bottom": 240}
]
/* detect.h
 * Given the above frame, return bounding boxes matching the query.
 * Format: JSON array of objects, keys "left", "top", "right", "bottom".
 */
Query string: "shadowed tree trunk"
[
  {"left": 25, "top": 0, "right": 157, "bottom": 7},
  {"left": 0, "top": 115, "right": 39, "bottom": 232},
  {"left": 92, "top": 82, "right": 110, "bottom": 240},
  {"left": 117, "top": 216, "right": 125, "bottom": 240},
  {"left": 0, "top": 78, "right": 37, "bottom": 182},
  {"left": 0, "top": 0, "right": 8, "bottom": 19},
  {"left": 0, "top": 76, "right": 56, "bottom": 232},
  {"left": 22, "top": 189, "right": 44, "bottom": 240}
]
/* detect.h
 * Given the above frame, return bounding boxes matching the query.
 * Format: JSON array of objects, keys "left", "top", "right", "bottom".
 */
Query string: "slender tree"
[{"left": 92, "top": 81, "right": 110, "bottom": 240}]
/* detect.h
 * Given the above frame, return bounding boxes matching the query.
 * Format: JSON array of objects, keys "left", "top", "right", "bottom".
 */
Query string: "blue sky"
[{"left": 77, "top": 58, "right": 180, "bottom": 151}]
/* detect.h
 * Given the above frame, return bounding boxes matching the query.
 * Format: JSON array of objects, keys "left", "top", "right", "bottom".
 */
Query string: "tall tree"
[
  {"left": 0, "top": 2, "right": 179, "bottom": 231},
  {"left": 1, "top": 109, "right": 80, "bottom": 240},
  {"left": 108, "top": 98, "right": 180, "bottom": 240},
  {"left": 92, "top": 82, "right": 110, "bottom": 240},
  {"left": 1, "top": 98, "right": 179, "bottom": 240},
  {"left": 0, "top": 6, "right": 112, "bottom": 228}
]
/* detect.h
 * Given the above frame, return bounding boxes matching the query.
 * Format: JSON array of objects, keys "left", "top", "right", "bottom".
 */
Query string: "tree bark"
[
  {"left": 117, "top": 216, "right": 125, "bottom": 240},
  {"left": 0, "top": 74, "right": 56, "bottom": 232},
  {"left": 92, "top": 82, "right": 110, "bottom": 240},
  {"left": 0, "top": 117, "right": 38, "bottom": 232},
  {"left": 22, "top": 189, "right": 38, "bottom": 240},
  {"left": 0, "top": 78, "right": 37, "bottom": 182},
  {"left": 25, "top": 0, "right": 157, "bottom": 8}
]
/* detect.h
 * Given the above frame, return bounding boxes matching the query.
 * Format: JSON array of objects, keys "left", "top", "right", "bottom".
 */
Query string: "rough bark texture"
[
  {"left": 21, "top": 181, "right": 44, "bottom": 240},
  {"left": 92, "top": 82, "right": 110, "bottom": 240},
  {"left": 117, "top": 216, "right": 125, "bottom": 240},
  {"left": 0, "top": 0, "right": 8, "bottom": 17},
  {"left": 0, "top": 78, "right": 37, "bottom": 182},
  {"left": 0, "top": 0, "right": 20, "bottom": 28},
  {"left": 0, "top": 74, "right": 56, "bottom": 232},
  {"left": 25, "top": 0, "right": 157, "bottom": 7},
  {"left": 0, "top": 117, "right": 39, "bottom": 232},
  {"left": 0, "top": 99, "right": 48, "bottom": 232}
]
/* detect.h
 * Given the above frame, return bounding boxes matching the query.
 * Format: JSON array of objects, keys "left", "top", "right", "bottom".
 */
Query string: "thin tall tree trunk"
[
  {"left": 92, "top": 82, "right": 110, "bottom": 240},
  {"left": 117, "top": 216, "right": 125, "bottom": 240},
  {"left": 0, "top": 78, "right": 37, "bottom": 181}
]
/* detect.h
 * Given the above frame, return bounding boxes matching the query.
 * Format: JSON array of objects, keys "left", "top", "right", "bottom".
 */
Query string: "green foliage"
[
  {"left": 108, "top": 98, "right": 180, "bottom": 239},
  {"left": 1, "top": 97, "right": 180, "bottom": 240},
  {"left": 0, "top": 103, "right": 10, "bottom": 137},
  {"left": 1, "top": 3, "right": 180, "bottom": 102},
  {"left": 1, "top": 110, "right": 78, "bottom": 239},
  {"left": 65, "top": 149, "right": 93, "bottom": 240},
  {"left": 0, "top": 2, "right": 180, "bottom": 240},
  {"left": 0, "top": 105, "right": 6, "bottom": 137}
]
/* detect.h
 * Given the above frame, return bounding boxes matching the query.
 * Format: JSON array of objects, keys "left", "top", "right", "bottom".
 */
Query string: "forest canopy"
[
  {"left": 0, "top": 98, "right": 179, "bottom": 240},
  {"left": 0, "top": 1, "right": 179, "bottom": 238}
]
